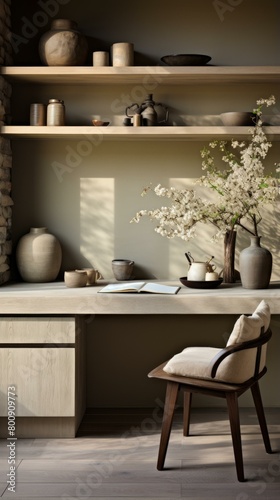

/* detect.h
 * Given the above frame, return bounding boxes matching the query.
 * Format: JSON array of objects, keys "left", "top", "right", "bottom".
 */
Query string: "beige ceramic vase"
[
  {"left": 39, "top": 19, "right": 88, "bottom": 66},
  {"left": 239, "top": 236, "right": 272, "bottom": 289},
  {"left": 16, "top": 227, "right": 62, "bottom": 283}
]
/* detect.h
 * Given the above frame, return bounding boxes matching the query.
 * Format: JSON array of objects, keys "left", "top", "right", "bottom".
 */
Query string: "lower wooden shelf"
[{"left": 2, "top": 125, "right": 280, "bottom": 141}]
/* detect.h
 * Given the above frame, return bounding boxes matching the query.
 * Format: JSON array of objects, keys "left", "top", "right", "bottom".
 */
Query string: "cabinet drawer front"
[
  {"left": 0, "top": 317, "right": 76, "bottom": 344},
  {"left": 0, "top": 348, "right": 75, "bottom": 416}
]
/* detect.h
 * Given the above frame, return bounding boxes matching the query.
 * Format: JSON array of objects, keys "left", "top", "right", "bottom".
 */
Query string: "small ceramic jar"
[
  {"left": 47, "top": 99, "right": 65, "bottom": 126},
  {"left": 30, "top": 103, "right": 46, "bottom": 126},
  {"left": 111, "top": 42, "right": 134, "bottom": 66}
]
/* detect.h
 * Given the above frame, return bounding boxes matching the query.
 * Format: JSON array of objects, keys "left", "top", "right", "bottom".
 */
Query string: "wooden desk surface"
[{"left": 0, "top": 281, "right": 280, "bottom": 315}]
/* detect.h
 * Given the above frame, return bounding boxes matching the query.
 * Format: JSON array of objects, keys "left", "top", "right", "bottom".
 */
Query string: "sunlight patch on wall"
[{"left": 80, "top": 178, "right": 114, "bottom": 275}]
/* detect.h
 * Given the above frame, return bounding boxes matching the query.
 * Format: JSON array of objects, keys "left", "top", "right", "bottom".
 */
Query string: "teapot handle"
[
  {"left": 155, "top": 102, "right": 169, "bottom": 124},
  {"left": 185, "top": 252, "right": 194, "bottom": 267},
  {"left": 126, "top": 103, "right": 139, "bottom": 118}
]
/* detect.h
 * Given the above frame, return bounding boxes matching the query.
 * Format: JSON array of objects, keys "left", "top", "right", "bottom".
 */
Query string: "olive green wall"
[
  {"left": 10, "top": 0, "right": 280, "bottom": 407},
  {"left": 85, "top": 314, "right": 280, "bottom": 408}
]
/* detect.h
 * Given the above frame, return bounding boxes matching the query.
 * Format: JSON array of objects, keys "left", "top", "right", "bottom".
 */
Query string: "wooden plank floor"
[{"left": 0, "top": 408, "right": 279, "bottom": 499}]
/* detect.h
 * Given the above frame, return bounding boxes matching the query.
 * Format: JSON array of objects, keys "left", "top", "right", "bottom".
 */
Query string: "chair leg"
[
  {"left": 157, "top": 381, "right": 179, "bottom": 470},
  {"left": 183, "top": 391, "right": 192, "bottom": 436},
  {"left": 251, "top": 381, "right": 272, "bottom": 453},
  {"left": 226, "top": 392, "right": 245, "bottom": 482}
]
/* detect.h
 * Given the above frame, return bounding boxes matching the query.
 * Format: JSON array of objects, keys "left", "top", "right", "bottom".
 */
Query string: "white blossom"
[{"left": 131, "top": 97, "right": 279, "bottom": 241}]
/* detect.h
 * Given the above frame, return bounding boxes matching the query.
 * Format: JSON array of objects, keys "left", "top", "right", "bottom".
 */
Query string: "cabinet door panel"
[
  {"left": 0, "top": 317, "right": 76, "bottom": 343},
  {"left": 0, "top": 348, "right": 75, "bottom": 416}
]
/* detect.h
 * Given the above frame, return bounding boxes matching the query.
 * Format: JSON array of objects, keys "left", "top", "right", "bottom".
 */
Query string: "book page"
[
  {"left": 98, "top": 282, "right": 145, "bottom": 293},
  {"left": 139, "top": 283, "right": 180, "bottom": 294}
]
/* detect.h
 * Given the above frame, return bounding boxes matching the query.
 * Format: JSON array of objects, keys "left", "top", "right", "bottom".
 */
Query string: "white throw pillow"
[
  {"left": 227, "top": 300, "right": 270, "bottom": 346},
  {"left": 253, "top": 300, "right": 270, "bottom": 332},
  {"left": 226, "top": 314, "right": 263, "bottom": 346}
]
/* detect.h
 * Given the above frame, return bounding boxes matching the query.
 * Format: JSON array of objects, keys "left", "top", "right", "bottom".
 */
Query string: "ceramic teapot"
[{"left": 125, "top": 94, "right": 168, "bottom": 126}]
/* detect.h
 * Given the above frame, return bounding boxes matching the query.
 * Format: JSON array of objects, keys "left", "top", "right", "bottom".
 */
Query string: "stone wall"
[{"left": 0, "top": 0, "right": 12, "bottom": 284}]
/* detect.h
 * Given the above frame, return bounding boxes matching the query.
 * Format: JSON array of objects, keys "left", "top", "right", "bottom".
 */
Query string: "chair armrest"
[{"left": 209, "top": 327, "right": 272, "bottom": 378}]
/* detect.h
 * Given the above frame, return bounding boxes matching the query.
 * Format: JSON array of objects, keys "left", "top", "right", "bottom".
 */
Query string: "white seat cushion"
[
  {"left": 163, "top": 301, "right": 270, "bottom": 384},
  {"left": 163, "top": 346, "right": 220, "bottom": 380}
]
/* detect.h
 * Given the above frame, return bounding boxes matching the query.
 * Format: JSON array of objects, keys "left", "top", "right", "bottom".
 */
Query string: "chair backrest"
[
  {"left": 211, "top": 300, "right": 271, "bottom": 384},
  {"left": 210, "top": 326, "right": 272, "bottom": 382}
]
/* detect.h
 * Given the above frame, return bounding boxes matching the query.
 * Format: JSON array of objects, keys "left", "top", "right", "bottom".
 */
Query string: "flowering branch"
[
  {"left": 199, "top": 95, "right": 280, "bottom": 237},
  {"left": 131, "top": 96, "right": 280, "bottom": 242},
  {"left": 131, "top": 184, "right": 212, "bottom": 240}
]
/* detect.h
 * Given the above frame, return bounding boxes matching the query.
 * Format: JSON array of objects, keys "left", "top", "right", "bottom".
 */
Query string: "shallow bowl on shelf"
[
  {"left": 180, "top": 277, "right": 223, "bottom": 289},
  {"left": 220, "top": 111, "right": 255, "bottom": 126},
  {"left": 92, "top": 120, "right": 110, "bottom": 126},
  {"left": 161, "top": 54, "right": 211, "bottom": 66}
]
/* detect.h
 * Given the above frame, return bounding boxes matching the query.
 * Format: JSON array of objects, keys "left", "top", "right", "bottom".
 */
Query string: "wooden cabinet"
[
  {"left": 0, "top": 316, "right": 86, "bottom": 438},
  {"left": 1, "top": 347, "right": 75, "bottom": 416}
]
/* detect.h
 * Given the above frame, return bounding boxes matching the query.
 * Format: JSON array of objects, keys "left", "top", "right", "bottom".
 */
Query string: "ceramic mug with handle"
[{"left": 77, "top": 268, "right": 103, "bottom": 285}]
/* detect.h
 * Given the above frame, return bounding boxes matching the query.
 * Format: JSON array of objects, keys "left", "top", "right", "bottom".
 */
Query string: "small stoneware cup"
[
  {"left": 93, "top": 51, "right": 109, "bottom": 66},
  {"left": 79, "top": 268, "right": 102, "bottom": 285},
  {"left": 205, "top": 271, "right": 219, "bottom": 281},
  {"left": 64, "top": 270, "right": 87, "bottom": 288},
  {"left": 112, "top": 259, "right": 134, "bottom": 280}
]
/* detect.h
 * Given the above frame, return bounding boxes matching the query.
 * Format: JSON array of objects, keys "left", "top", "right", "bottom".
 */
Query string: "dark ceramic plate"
[
  {"left": 180, "top": 277, "right": 223, "bottom": 289},
  {"left": 161, "top": 54, "right": 211, "bottom": 66}
]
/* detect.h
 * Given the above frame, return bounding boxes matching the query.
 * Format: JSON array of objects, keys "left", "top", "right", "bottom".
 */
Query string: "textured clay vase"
[
  {"left": 16, "top": 227, "right": 62, "bottom": 283},
  {"left": 39, "top": 19, "right": 88, "bottom": 66},
  {"left": 239, "top": 236, "right": 272, "bottom": 289}
]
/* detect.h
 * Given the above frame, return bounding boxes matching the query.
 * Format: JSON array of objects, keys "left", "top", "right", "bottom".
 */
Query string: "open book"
[{"left": 98, "top": 281, "right": 181, "bottom": 294}]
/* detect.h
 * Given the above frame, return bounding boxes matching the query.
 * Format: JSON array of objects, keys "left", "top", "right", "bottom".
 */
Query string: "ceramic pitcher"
[{"left": 187, "top": 262, "right": 207, "bottom": 281}]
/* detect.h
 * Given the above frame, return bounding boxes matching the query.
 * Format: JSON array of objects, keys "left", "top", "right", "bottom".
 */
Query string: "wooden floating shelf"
[
  {"left": 1, "top": 125, "right": 280, "bottom": 141},
  {"left": 1, "top": 66, "right": 280, "bottom": 85}
]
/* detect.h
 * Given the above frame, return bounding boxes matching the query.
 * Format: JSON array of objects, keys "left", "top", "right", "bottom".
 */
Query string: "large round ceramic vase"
[
  {"left": 16, "top": 227, "right": 62, "bottom": 283},
  {"left": 239, "top": 236, "right": 272, "bottom": 289},
  {"left": 39, "top": 19, "right": 88, "bottom": 66}
]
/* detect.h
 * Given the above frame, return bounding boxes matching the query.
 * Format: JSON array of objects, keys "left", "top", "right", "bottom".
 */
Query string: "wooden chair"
[{"left": 148, "top": 309, "right": 273, "bottom": 482}]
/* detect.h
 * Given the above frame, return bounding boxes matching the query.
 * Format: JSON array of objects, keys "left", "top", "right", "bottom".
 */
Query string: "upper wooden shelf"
[
  {"left": 1, "top": 66, "right": 280, "bottom": 85},
  {"left": 2, "top": 125, "right": 280, "bottom": 141}
]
